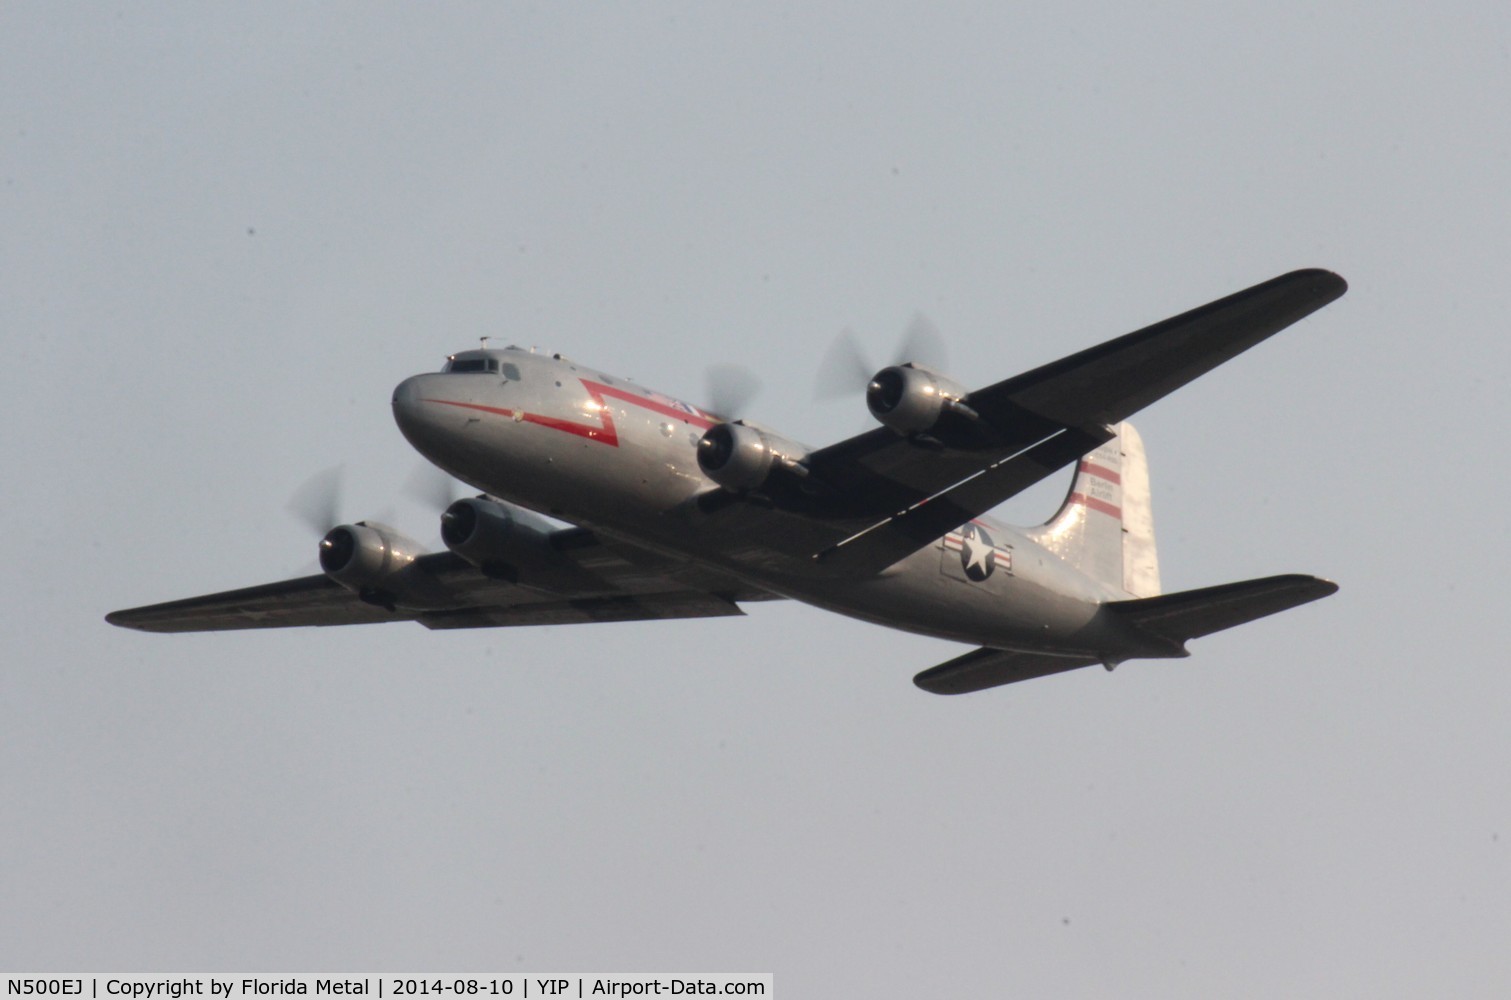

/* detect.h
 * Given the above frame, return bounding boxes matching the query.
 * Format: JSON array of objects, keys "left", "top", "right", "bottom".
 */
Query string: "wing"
[
  {"left": 690, "top": 269, "right": 1346, "bottom": 575},
  {"left": 107, "top": 531, "right": 775, "bottom": 633}
]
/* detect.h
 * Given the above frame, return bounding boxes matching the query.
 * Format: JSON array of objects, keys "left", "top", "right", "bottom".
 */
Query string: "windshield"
[{"left": 444, "top": 357, "right": 499, "bottom": 374}]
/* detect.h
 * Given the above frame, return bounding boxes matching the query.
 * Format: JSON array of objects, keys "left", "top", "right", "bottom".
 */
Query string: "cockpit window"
[
  {"left": 444, "top": 357, "right": 499, "bottom": 374},
  {"left": 501, "top": 362, "right": 521, "bottom": 381}
]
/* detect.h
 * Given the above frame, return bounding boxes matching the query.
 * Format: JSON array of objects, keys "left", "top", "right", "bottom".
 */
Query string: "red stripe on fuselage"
[
  {"left": 421, "top": 397, "right": 620, "bottom": 445},
  {"left": 583, "top": 380, "right": 717, "bottom": 430},
  {"left": 420, "top": 378, "right": 714, "bottom": 448}
]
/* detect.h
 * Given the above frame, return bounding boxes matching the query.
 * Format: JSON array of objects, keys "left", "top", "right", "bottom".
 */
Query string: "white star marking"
[{"left": 962, "top": 530, "right": 994, "bottom": 577}]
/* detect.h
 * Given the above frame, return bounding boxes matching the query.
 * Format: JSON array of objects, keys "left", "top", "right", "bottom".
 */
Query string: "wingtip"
[
  {"left": 1291, "top": 268, "right": 1348, "bottom": 299},
  {"left": 1265, "top": 572, "right": 1340, "bottom": 600},
  {"left": 104, "top": 609, "right": 139, "bottom": 630},
  {"left": 105, "top": 608, "right": 156, "bottom": 631},
  {"left": 912, "top": 672, "right": 970, "bottom": 695}
]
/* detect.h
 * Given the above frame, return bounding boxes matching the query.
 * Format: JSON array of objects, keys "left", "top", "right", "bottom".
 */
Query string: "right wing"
[
  {"left": 690, "top": 269, "right": 1346, "bottom": 576},
  {"left": 107, "top": 530, "right": 776, "bottom": 634}
]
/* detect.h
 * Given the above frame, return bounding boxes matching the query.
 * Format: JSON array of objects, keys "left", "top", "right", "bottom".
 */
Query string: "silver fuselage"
[{"left": 392, "top": 348, "right": 1141, "bottom": 657}]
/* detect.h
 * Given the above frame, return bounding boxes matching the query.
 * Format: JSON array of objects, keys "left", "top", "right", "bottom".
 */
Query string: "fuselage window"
[{"left": 501, "top": 362, "right": 521, "bottom": 381}]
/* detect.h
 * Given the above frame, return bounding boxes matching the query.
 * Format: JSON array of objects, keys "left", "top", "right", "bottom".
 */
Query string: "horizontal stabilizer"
[
  {"left": 914, "top": 646, "right": 1103, "bottom": 695},
  {"left": 914, "top": 574, "right": 1337, "bottom": 694},
  {"left": 1106, "top": 573, "right": 1338, "bottom": 648}
]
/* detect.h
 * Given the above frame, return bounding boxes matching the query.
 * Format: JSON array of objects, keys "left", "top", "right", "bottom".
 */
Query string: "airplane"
[{"left": 108, "top": 269, "right": 1346, "bottom": 694}]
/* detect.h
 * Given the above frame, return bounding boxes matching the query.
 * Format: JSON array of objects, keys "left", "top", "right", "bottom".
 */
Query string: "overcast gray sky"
[{"left": 4, "top": 2, "right": 1509, "bottom": 995}]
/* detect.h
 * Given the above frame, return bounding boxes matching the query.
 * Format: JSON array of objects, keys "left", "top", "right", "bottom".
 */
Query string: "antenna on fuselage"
[{"left": 479, "top": 336, "right": 491, "bottom": 351}]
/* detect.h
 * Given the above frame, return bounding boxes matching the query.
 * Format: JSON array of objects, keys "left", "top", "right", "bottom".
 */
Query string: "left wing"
[
  {"left": 689, "top": 269, "right": 1346, "bottom": 575},
  {"left": 108, "top": 532, "right": 773, "bottom": 634}
]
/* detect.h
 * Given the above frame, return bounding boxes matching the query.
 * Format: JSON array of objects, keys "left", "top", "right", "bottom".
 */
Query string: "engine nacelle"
[
  {"left": 866, "top": 363, "right": 973, "bottom": 435},
  {"left": 319, "top": 521, "right": 427, "bottom": 597},
  {"left": 440, "top": 497, "right": 554, "bottom": 575},
  {"left": 696, "top": 421, "right": 809, "bottom": 493}
]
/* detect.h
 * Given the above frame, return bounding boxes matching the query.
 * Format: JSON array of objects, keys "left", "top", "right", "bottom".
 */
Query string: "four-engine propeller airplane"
[{"left": 109, "top": 269, "right": 1347, "bottom": 693}]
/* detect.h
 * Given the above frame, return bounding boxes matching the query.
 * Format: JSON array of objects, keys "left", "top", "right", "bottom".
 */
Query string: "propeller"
[
  {"left": 814, "top": 312, "right": 950, "bottom": 400},
  {"left": 402, "top": 463, "right": 474, "bottom": 548},
  {"left": 705, "top": 363, "right": 762, "bottom": 420},
  {"left": 286, "top": 463, "right": 403, "bottom": 546},
  {"left": 814, "top": 329, "right": 873, "bottom": 401},
  {"left": 285, "top": 464, "right": 344, "bottom": 536},
  {"left": 285, "top": 464, "right": 353, "bottom": 575},
  {"left": 403, "top": 463, "right": 467, "bottom": 514},
  {"left": 899, "top": 312, "right": 948, "bottom": 372}
]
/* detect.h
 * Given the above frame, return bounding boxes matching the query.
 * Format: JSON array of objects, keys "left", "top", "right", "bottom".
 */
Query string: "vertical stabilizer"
[{"left": 1025, "top": 422, "right": 1161, "bottom": 598}]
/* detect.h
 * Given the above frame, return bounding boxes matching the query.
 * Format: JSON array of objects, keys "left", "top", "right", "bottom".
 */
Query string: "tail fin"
[{"left": 1024, "top": 421, "right": 1161, "bottom": 597}]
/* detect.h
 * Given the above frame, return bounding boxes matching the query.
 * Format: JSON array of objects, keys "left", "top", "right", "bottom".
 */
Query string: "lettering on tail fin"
[{"left": 1024, "top": 422, "right": 1161, "bottom": 598}]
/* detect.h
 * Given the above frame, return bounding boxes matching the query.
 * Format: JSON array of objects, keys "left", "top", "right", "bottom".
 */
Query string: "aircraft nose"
[
  {"left": 391, "top": 374, "right": 457, "bottom": 452},
  {"left": 391, "top": 372, "right": 495, "bottom": 484},
  {"left": 391, "top": 374, "right": 425, "bottom": 431}
]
